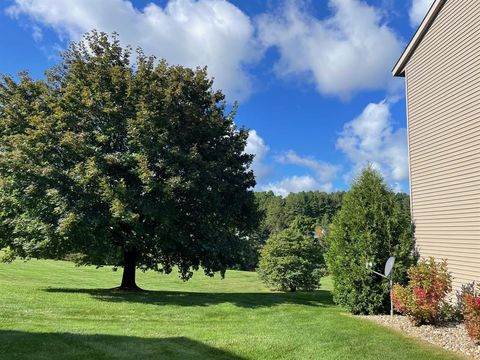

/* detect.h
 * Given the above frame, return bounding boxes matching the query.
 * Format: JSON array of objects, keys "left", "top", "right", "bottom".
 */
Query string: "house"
[{"left": 393, "top": 0, "right": 480, "bottom": 290}]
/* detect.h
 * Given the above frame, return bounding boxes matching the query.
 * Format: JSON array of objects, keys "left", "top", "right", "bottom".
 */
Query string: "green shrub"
[
  {"left": 0, "top": 246, "right": 16, "bottom": 263},
  {"left": 257, "top": 219, "right": 324, "bottom": 292},
  {"left": 392, "top": 258, "right": 452, "bottom": 325},
  {"left": 438, "top": 302, "right": 463, "bottom": 323},
  {"left": 325, "top": 166, "right": 416, "bottom": 314}
]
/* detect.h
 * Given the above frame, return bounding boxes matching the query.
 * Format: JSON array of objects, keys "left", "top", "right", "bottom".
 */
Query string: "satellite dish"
[{"left": 384, "top": 257, "right": 395, "bottom": 277}]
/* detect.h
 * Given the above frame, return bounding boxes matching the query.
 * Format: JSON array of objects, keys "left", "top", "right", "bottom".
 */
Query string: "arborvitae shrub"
[{"left": 325, "top": 166, "right": 416, "bottom": 314}]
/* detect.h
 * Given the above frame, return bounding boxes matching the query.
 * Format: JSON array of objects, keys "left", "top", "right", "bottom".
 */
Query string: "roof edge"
[{"left": 392, "top": 0, "right": 447, "bottom": 77}]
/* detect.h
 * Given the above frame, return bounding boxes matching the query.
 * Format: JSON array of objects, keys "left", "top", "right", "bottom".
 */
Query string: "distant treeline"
[{"left": 235, "top": 190, "right": 410, "bottom": 271}]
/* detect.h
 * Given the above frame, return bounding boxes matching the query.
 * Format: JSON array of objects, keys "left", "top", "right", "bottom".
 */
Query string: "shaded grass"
[
  {"left": 0, "top": 260, "right": 467, "bottom": 359},
  {"left": 0, "top": 332, "right": 247, "bottom": 360},
  {"left": 42, "top": 287, "right": 334, "bottom": 308}
]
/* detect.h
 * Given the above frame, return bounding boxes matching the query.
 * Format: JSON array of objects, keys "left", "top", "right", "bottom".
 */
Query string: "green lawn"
[{"left": 0, "top": 260, "right": 465, "bottom": 360}]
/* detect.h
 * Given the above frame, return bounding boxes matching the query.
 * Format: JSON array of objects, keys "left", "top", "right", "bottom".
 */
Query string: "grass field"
[{"left": 0, "top": 259, "right": 466, "bottom": 360}]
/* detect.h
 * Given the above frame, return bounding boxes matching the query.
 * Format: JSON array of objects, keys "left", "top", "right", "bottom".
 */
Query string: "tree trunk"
[{"left": 119, "top": 249, "right": 141, "bottom": 290}]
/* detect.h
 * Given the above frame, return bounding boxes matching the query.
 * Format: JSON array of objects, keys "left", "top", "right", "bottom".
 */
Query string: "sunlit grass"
[{"left": 0, "top": 259, "right": 465, "bottom": 359}]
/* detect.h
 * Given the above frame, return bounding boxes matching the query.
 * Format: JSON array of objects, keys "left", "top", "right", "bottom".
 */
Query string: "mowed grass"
[{"left": 0, "top": 260, "right": 466, "bottom": 360}]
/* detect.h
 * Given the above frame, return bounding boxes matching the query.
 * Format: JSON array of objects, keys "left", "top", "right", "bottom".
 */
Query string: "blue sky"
[{"left": 0, "top": 0, "right": 433, "bottom": 195}]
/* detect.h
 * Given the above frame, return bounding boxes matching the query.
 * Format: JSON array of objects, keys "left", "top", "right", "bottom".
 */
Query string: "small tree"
[
  {"left": 0, "top": 31, "right": 258, "bottom": 290},
  {"left": 325, "top": 166, "right": 415, "bottom": 314},
  {"left": 257, "top": 216, "right": 324, "bottom": 292}
]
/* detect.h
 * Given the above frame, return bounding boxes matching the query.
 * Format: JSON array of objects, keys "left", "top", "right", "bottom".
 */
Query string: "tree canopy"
[
  {"left": 235, "top": 190, "right": 344, "bottom": 270},
  {"left": 0, "top": 31, "right": 258, "bottom": 289}
]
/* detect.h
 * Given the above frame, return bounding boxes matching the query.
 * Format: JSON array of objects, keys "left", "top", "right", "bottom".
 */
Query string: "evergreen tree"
[{"left": 325, "top": 166, "right": 415, "bottom": 314}]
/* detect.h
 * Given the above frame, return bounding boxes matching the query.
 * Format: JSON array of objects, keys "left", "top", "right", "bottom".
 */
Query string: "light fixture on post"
[{"left": 366, "top": 257, "right": 395, "bottom": 317}]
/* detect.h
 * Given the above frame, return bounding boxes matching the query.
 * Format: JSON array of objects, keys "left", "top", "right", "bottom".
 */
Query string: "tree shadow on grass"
[
  {"left": 0, "top": 330, "right": 246, "bottom": 360},
  {"left": 42, "top": 288, "right": 334, "bottom": 308}
]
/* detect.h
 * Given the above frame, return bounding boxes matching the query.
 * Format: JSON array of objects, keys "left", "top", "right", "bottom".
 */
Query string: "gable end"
[{"left": 392, "top": 0, "right": 447, "bottom": 77}]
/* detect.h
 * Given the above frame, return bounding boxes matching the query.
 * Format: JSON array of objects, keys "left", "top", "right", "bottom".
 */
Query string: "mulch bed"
[{"left": 359, "top": 315, "right": 480, "bottom": 359}]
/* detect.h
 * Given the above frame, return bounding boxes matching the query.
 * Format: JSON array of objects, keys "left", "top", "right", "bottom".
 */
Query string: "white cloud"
[
  {"left": 256, "top": 0, "right": 404, "bottom": 98},
  {"left": 336, "top": 100, "right": 408, "bottom": 183},
  {"left": 6, "top": 0, "right": 260, "bottom": 101},
  {"left": 245, "top": 130, "right": 271, "bottom": 182},
  {"left": 260, "top": 175, "right": 332, "bottom": 197},
  {"left": 7, "top": 0, "right": 408, "bottom": 100},
  {"left": 392, "top": 182, "right": 403, "bottom": 193},
  {"left": 246, "top": 140, "right": 339, "bottom": 194},
  {"left": 275, "top": 150, "right": 339, "bottom": 184},
  {"left": 409, "top": 0, "right": 433, "bottom": 27}
]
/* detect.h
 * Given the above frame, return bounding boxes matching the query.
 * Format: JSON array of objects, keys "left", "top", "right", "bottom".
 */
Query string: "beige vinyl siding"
[{"left": 405, "top": 0, "right": 480, "bottom": 290}]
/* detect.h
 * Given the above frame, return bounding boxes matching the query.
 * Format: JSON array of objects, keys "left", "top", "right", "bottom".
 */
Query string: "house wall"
[{"left": 405, "top": 0, "right": 480, "bottom": 290}]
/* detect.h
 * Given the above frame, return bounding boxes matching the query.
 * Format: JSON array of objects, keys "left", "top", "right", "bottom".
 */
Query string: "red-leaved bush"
[
  {"left": 392, "top": 258, "right": 452, "bottom": 325},
  {"left": 464, "top": 291, "right": 480, "bottom": 342}
]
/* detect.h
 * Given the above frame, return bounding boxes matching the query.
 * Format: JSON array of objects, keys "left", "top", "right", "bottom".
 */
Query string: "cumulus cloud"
[
  {"left": 7, "top": 0, "right": 408, "bottom": 100},
  {"left": 260, "top": 175, "right": 332, "bottom": 197},
  {"left": 409, "top": 0, "right": 433, "bottom": 27},
  {"left": 256, "top": 0, "right": 404, "bottom": 98},
  {"left": 259, "top": 151, "right": 339, "bottom": 196},
  {"left": 6, "top": 0, "right": 260, "bottom": 100},
  {"left": 336, "top": 100, "right": 408, "bottom": 183},
  {"left": 245, "top": 130, "right": 271, "bottom": 183},
  {"left": 275, "top": 150, "right": 339, "bottom": 184}
]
